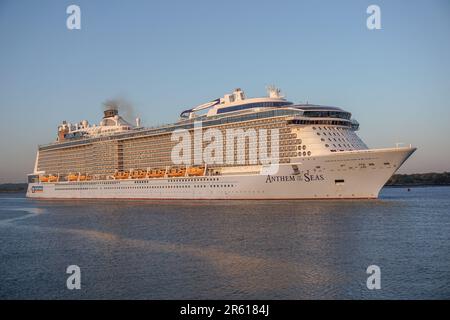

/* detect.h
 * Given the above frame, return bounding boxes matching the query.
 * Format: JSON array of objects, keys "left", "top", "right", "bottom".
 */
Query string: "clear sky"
[{"left": 0, "top": 0, "right": 449, "bottom": 182}]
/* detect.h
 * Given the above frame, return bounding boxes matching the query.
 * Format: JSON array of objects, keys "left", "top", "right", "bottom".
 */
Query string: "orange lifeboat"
[
  {"left": 187, "top": 166, "right": 205, "bottom": 176},
  {"left": 114, "top": 171, "right": 130, "bottom": 179},
  {"left": 39, "top": 175, "right": 49, "bottom": 183},
  {"left": 167, "top": 168, "right": 186, "bottom": 177},
  {"left": 79, "top": 174, "right": 87, "bottom": 181},
  {"left": 48, "top": 175, "right": 58, "bottom": 182},
  {"left": 68, "top": 173, "right": 79, "bottom": 181},
  {"left": 131, "top": 169, "right": 147, "bottom": 179},
  {"left": 85, "top": 175, "right": 92, "bottom": 181},
  {"left": 148, "top": 169, "right": 165, "bottom": 178}
]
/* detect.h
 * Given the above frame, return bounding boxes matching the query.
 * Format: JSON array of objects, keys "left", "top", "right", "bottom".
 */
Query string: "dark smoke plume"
[{"left": 102, "top": 97, "right": 137, "bottom": 123}]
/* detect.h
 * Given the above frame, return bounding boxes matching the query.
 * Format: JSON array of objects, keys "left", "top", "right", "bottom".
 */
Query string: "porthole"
[{"left": 307, "top": 151, "right": 311, "bottom": 156}]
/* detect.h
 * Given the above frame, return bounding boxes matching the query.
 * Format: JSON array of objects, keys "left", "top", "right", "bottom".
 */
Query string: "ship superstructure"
[{"left": 27, "top": 87, "right": 415, "bottom": 199}]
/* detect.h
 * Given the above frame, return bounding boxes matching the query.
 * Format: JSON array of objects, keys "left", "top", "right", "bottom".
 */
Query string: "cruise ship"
[{"left": 26, "top": 87, "right": 416, "bottom": 199}]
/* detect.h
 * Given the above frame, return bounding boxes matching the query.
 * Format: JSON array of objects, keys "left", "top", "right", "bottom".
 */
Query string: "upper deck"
[{"left": 39, "top": 87, "right": 358, "bottom": 151}]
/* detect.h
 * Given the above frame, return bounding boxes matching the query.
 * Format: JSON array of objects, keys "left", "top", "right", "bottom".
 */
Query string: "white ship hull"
[{"left": 26, "top": 147, "right": 415, "bottom": 200}]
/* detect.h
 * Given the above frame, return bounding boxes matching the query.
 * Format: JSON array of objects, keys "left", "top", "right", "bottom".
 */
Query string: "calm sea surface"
[{"left": 0, "top": 187, "right": 449, "bottom": 299}]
